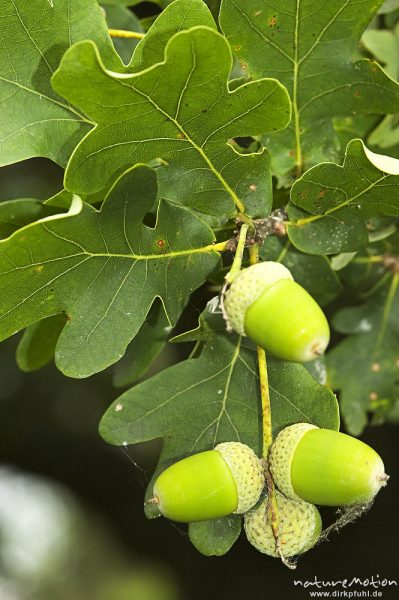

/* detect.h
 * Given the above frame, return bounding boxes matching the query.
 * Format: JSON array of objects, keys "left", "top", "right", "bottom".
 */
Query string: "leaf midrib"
[
  {"left": 188, "top": 339, "right": 243, "bottom": 451},
  {"left": 0, "top": 75, "right": 91, "bottom": 123},
  {"left": 3, "top": 0, "right": 90, "bottom": 124},
  {"left": 114, "top": 41, "right": 247, "bottom": 214},
  {"left": 227, "top": 0, "right": 360, "bottom": 172},
  {"left": 0, "top": 242, "right": 220, "bottom": 276},
  {"left": 292, "top": 172, "right": 390, "bottom": 227},
  {"left": 293, "top": 0, "right": 352, "bottom": 171}
]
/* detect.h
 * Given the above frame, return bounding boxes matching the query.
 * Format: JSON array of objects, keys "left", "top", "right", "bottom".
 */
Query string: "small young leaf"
[
  {"left": 378, "top": 0, "right": 399, "bottom": 14},
  {"left": 171, "top": 301, "right": 226, "bottom": 344},
  {"left": 16, "top": 314, "right": 67, "bottom": 372},
  {"left": 362, "top": 28, "right": 399, "bottom": 79},
  {"left": 189, "top": 516, "right": 242, "bottom": 557},
  {"left": 331, "top": 253, "right": 358, "bottom": 272},
  {"left": 0, "top": 199, "right": 59, "bottom": 238}
]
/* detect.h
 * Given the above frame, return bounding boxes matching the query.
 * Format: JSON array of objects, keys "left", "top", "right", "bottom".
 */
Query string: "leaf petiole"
[
  {"left": 212, "top": 240, "right": 230, "bottom": 253},
  {"left": 224, "top": 223, "right": 250, "bottom": 284}
]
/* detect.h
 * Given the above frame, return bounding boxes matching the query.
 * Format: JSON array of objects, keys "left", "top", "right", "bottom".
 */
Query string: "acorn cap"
[
  {"left": 224, "top": 262, "right": 293, "bottom": 336},
  {"left": 269, "top": 423, "right": 317, "bottom": 499},
  {"left": 215, "top": 442, "right": 265, "bottom": 514},
  {"left": 269, "top": 424, "right": 388, "bottom": 506},
  {"left": 244, "top": 491, "right": 322, "bottom": 558}
]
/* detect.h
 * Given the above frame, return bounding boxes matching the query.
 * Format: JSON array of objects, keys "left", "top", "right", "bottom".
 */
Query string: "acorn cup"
[
  {"left": 269, "top": 424, "right": 389, "bottom": 506},
  {"left": 224, "top": 262, "right": 330, "bottom": 363},
  {"left": 244, "top": 491, "right": 322, "bottom": 558},
  {"left": 151, "top": 442, "right": 265, "bottom": 523}
]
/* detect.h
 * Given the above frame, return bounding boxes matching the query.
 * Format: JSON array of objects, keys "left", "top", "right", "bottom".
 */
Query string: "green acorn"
[
  {"left": 269, "top": 424, "right": 388, "bottom": 506},
  {"left": 152, "top": 442, "right": 265, "bottom": 523},
  {"left": 244, "top": 491, "right": 322, "bottom": 558},
  {"left": 224, "top": 262, "right": 330, "bottom": 363}
]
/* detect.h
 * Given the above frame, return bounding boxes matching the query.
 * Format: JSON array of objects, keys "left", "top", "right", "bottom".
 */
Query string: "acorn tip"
[
  {"left": 378, "top": 473, "right": 389, "bottom": 487},
  {"left": 146, "top": 496, "right": 160, "bottom": 505}
]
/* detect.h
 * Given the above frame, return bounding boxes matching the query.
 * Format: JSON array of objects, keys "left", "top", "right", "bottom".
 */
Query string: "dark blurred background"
[{"left": 0, "top": 1, "right": 398, "bottom": 597}]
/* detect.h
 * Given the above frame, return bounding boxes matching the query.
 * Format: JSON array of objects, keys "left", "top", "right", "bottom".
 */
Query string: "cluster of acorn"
[{"left": 150, "top": 262, "right": 388, "bottom": 558}]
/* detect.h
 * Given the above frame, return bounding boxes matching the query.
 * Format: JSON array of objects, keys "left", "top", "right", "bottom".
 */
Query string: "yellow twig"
[
  {"left": 249, "top": 245, "right": 273, "bottom": 457},
  {"left": 250, "top": 244, "right": 294, "bottom": 568},
  {"left": 108, "top": 29, "right": 145, "bottom": 40},
  {"left": 257, "top": 346, "right": 273, "bottom": 456},
  {"left": 352, "top": 255, "right": 383, "bottom": 264}
]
